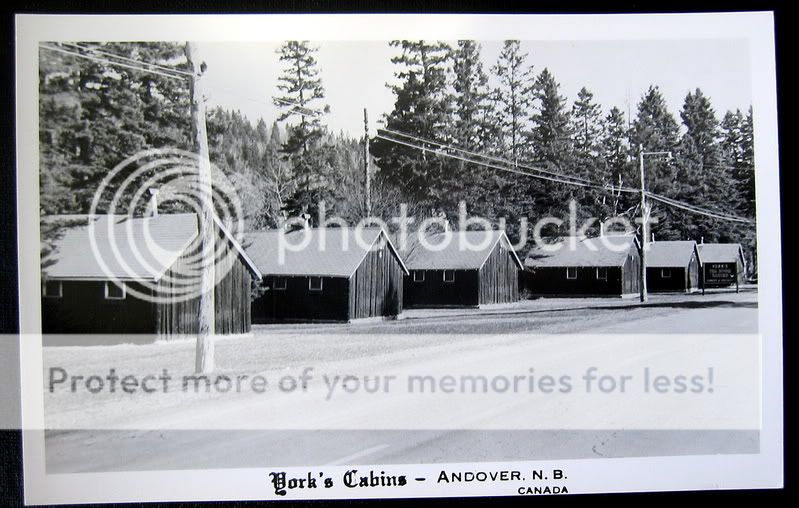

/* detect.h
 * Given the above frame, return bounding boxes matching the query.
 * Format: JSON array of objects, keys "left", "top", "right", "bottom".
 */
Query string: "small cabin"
[
  {"left": 523, "top": 235, "right": 641, "bottom": 297},
  {"left": 40, "top": 213, "right": 261, "bottom": 342},
  {"left": 402, "top": 230, "right": 522, "bottom": 308},
  {"left": 698, "top": 243, "right": 746, "bottom": 289},
  {"left": 246, "top": 227, "right": 408, "bottom": 322},
  {"left": 646, "top": 240, "right": 701, "bottom": 293}
]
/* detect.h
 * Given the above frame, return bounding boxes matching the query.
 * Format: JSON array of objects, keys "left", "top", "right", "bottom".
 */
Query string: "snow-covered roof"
[
  {"left": 41, "top": 213, "right": 261, "bottom": 281},
  {"left": 524, "top": 235, "right": 639, "bottom": 268},
  {"left": 646, "top": 240, "right": 699, "bottom": 268},
  {"left": 698, "top": 243, "right": 745, "bottom": 264},
  {"left": 245, "top": 227, "right": 408, "bottom": 278},
  {"left": 402, "top": 230, "right": 523, "bottom": 270}
]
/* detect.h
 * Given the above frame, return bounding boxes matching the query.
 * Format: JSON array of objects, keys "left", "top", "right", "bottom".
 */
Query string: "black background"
[{"left": 0, "top": 1, "right": 790, "bottom": 507}]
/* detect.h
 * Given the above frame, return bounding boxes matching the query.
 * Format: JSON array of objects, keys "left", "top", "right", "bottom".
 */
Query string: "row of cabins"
[{"left": 39, "top": 213, "right": 747, "bottom": 339}]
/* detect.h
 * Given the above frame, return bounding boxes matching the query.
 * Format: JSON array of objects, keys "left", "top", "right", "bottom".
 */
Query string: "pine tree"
[
  {"left": 370, "top": 40, "right": 452, "bottom": 208},
  {"left": 448, "top": 40, "right": 497, "bottom": 218},
  {"left": 628, "top": 86, "right": 681, "bottom": 239},
  {"left": 595, "top": 107, "right": 633, "bottom": 223},
  {"left": 569, "top": 87, "right": 605, "bottom": 223},
  {"left": 491, "top": 40, "right": 533, "bottom": 164},
  {"left": 528, "top": 68, "right": 574, "bottom": 224},
  {"left": 273, "top": 41, "right": 329, "bottom": 153},
  {"left": 679, "top": 88, "right": 736, "bottom": 241},
  {"left": 272, "top": 41, "right": 336, "bottom": 220}
]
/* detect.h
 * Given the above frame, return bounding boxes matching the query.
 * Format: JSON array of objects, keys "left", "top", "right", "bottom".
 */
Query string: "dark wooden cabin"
[
  {"left": 646, "top": 240, "right": 701, "bottom": 292},
  {"left": 40, "top": 213, "right": 261, "bottom": 342},
  {"left": 402, "top": 230, "right": 522, "bottom": 308},
  {"left": 698, "top": 243, "right": 746, "bottom": 289},
  {"left": 523, "top": 235, "right": 641, "bottom": 297},
  {"left": 246, "top": 227, "right": 408, "bottom": 322}
]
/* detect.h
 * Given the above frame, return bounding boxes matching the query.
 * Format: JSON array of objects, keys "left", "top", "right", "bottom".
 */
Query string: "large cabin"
[
  {"left": 646, "top": 240, "right": 701, "bottom": 293},
  {"left": 40, "top": 213, "right": 261, "bottom": 342},
  {"left": 246, "top": 227, "right": 408, "bottom": 322},
  {"left": 523, "top": 235, "right": 641, "bottom": 297},
  {"left": 402, "top": 230, "right": 522, "bottom": 308}
]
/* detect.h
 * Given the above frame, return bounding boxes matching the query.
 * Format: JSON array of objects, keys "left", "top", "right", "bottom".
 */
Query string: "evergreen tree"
[
  {"left": 370, "top": 40, "right": 452, "bottom": 208},
  {"left": 448, "top": 40, "right": 497, "bottom": 218},
  {"left": 38, "top": 42, "right": 191, "bottom": 215},
  {"left": 626, "top": 86, "right": 681, "bottom": 239},
  {"left": 491, "top": 40, "right": 533, "bottom": 164},
  {"left": 528, "top": 68, "right": 574, "bottom": 225},
  {"left": 597, "top": 106, "right": 631, "bottom": 222},
  {"left": 272, "top": 40, "right": 336, "bottom": 220}
]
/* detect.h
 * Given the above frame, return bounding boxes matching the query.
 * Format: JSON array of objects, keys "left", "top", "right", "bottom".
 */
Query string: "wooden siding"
[
  {"left": 155, "top": 228, "right": 252, "bottom": 338},
  {"left": 348, "top": 240, "right": 404, "bottom": 319},
  {"left": 478, "top": 241, "right": 520, "bottom": 305},
  {"left": 404, "top": 240, "right": 520, "bottom": 308},
  {"left": 524, "top": 248, "right": 641, "bottom": 297},
  {"left": 253, "top": 275, "right": 351, "bottom": 322},
  {"left": 41, "top": 280, "right": 157, "bottom": 334},
  {"left": 648, "top": 252, "right": 700, "bottom": 292},
  {"left": 403, "top": 269, "right": 481, "bottom": 308}
]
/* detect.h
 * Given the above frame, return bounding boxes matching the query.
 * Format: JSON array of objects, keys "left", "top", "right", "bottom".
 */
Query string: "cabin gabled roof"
[
  {"left": 401, "top": 230, "right": 523, "bottom": 271},
  {"left": 646, "top": 240, "right": 700, "bottom": 268},
  {"left": 697, "top": 243, "right": 745, "bottom": 264},
  {"left": 41, "top": 213, "right": 261, "bottom": 281},
  {"left": 245, "top": 227, "right": 409, "bottom": 278},
  {"left": 524, "top": 234, "right": 639, "bottom": 268}
]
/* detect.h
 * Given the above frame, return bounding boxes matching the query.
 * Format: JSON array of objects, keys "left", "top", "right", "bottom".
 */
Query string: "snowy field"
[{"left": 42, "top": 287, "right": 759, "bottom": 472}]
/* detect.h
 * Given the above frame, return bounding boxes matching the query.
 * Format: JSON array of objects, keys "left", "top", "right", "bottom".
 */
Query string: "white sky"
[{"left": 201, "top": 39, "right": 751, "bottom": 138}]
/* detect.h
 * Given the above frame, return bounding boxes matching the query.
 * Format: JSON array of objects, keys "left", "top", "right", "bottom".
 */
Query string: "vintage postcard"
[{"left": 11, "top": 11, "right": 781, "bottom": 504}]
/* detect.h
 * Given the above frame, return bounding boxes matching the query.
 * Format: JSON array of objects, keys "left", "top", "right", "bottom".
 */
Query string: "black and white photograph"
[{"left": 11, "top": 11, "right": 782, "bottom": 504}]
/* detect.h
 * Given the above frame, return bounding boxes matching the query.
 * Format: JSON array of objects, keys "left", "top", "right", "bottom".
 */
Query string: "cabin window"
[
  {"left": 308, "top": 276, "right": 323, "bottom": 291},
  {"left": 273, "top": 276, "right": 287, "bottom": 290},
  {"left": 43, "top": 280, "right": 62, "bottom": 298},
  {"left": 661, "top": 268, "right": 672, "bottom": 279},
  {"left": 443, "top": 270, "right": 455, "bottom": 283},
  {"left": 596, "top": 267, "right": 608, "bottom": 281},
  {"left": 413, "top": 270, "right": 425, "bottom": 282},
  {"left": 566, "top": 267, "right": 577, "bottom": 280},
  {"left": 104, "top": 282, "right": 126, "bottom": 300}
]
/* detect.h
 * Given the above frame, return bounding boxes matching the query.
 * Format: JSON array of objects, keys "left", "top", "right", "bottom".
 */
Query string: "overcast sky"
[{"left": 201, "top": 39, "right": 751, "bottom": 138}]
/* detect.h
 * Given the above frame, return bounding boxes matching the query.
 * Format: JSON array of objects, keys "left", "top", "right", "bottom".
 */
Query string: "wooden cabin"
[
  {"left": 698, "top": 243, "right": 746, "bottom": 289},
  {"left": 40, "top": 213, "right": 261, "bottom": 341},
  {"left": 523, "top": 235, "right": 641, "bottom": 297},
  {"left": 402, "top": 230, "right": 522, "bottom": 308},
  {"left": 246, "top": 227, "right": 408, "bottom": 322},
  {"left": 646, "top": 240, "right": 701, "bottom": 293}
]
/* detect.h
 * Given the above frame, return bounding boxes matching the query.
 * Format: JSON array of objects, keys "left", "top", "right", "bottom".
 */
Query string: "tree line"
[{"left": 38, "top": 40, "right": 756, "bottom": 268}]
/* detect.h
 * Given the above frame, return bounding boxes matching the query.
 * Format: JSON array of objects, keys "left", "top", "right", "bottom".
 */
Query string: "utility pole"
[
  {"left": 363, "top": 108, "right": 371, "bottom": 217},
  {"left": 638, "top": 144, "right": 672, "bottom": 304},
  {"left": 186, "top": 42, "right": 215, "bottom": 374}
]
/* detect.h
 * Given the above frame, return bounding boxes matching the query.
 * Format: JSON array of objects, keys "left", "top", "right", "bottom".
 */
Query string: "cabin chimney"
[
  {"left": 444, "top": 219, "right": 450, "bottom": 232},
  {"left": 651, "top": 232, "right": 655, "bottom": 242},
  {"left": 302, "top": 213, "right": 311, "bottom": 228},
  {"left": 700, "top": 236, "right": 704, "bottom": 244},
  {"left": 148, "top": 188, "right": 159, "bottom": 217}
]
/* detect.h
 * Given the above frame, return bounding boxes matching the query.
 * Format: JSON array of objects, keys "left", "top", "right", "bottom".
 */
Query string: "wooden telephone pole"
[
  {"left": 186, "top": 42, "right": 215, "bottom": 373},
  {"left": 638, "top": 144, "right": 672, "bottom": 304},
  {"left": 363, "top": 108, "right": 371, "bottom": 217},
  {"left": 638, "top": 144, "right": 649, "bottom": 303}
]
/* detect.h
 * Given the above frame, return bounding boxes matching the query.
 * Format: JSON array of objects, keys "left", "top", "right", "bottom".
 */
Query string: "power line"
[
  {"left": 39, "top": 43, "right": 187, "bottom": 81},
  {"left": 376, "top": 131, "right": 756, "bottom": 224},
  {"left": 61, "top": 42, "right": 192, "bottom": 77},
  {"left": 380, "top": 127, "right": 608, "bottom": 188},
  {"left": 375, "top": 132, "right": 622, "bottom": 191}
]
